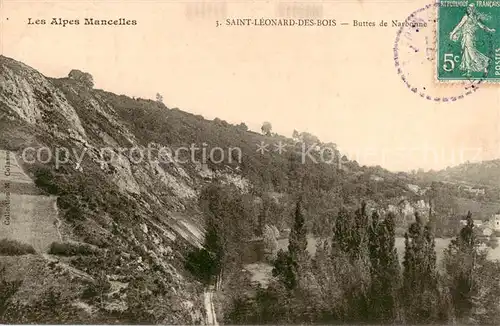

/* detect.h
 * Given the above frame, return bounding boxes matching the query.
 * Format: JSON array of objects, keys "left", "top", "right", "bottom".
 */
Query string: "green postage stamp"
[{"left": 437, "top": 0, "right": 500, "bottom": 81}]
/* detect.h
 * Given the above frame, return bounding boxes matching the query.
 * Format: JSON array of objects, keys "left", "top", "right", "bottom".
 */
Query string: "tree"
[
  {"left": 443, "top": 211, "right": 500, "bottom": 324},
  {"left": 379, "top": 212, "right": 401, "bottom": 321},
  {"left": 288, "top": 198, "right": 308, "bottom": 265},
  {"left": 368, "top": 211, "right": 400, "bottom": 323},
  {"left": 298, "top": 131, "right": 321, "bottom": 146},
  {"left": 443, "top": 211, "right": 476, "bottom": 321},
  {"left": 327, "top": 203, "right": 373, "bottom": 322},
  {"left": 332, "top": 207, "right": 355, "bottom": 256},
  {"left": 156, "top": 93, "right": 164, "bottom": 103},
  {"left": 237, "top": 122, "right": 248, "bottom": 131},
  {"left": 273, "top": 249, "right": 296, "bottom": 290},
  {"left": 470, "top": 258, "right": 500, "bottom": 324},
  {"left": 402, "top": 212, "right": 441, "bottom": 323},
  {"left": 68, "top": 69, "right": 94, "bottom": 88},
  {"left": 272, "top": 197, "right": 308, "bottom": 290},
  {"left": 185, "top": 240, "right": 219, "bottom": 286},
  {"left": 196, "top": 183, "right": 253, "bottom": 288},
  {"left": 261, "top": 122, "right": 272, "bottom": 136},
  {"left": 332, "top": 203, "right": 369, "bottom": 262},
  {"left": 309, "top": 239, "right": 343, "bottom": 322}
]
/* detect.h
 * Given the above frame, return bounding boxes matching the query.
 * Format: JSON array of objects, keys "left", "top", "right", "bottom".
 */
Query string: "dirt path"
[{"left": 204, "top": 289, "right": 218, "bottom": 326}]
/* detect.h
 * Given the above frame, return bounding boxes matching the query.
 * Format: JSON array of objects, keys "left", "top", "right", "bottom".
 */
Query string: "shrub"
[
  {"left": 81, "top": 274, "right": 111, "bottom": 302},
  {"left": 64, "top": 206, "right": 85, "bottom": 222},
  {"left": 0, "top": 239, "right": 36, "bottom": 256},
  {"left": 33, "top": 167, "right": 61, "bottom": 195},
  {"left": 48, "top": 241, "right": 97, "bottom": 256},
  {"left": 57, "top": 194, "right": 79, "bottom": 210},
  {"left": 0, "top": 266, "right": 22, "bottom": 316}
]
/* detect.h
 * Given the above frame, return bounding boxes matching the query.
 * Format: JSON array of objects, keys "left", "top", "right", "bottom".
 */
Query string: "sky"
[{"left": 2, "top": 0, "right": 500, "bottom": 172}]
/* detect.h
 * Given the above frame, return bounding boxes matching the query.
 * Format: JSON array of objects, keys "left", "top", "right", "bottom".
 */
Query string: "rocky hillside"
[
  {"left": 0, "top": 56, "right": 217, "bottom": 324},
  {"left": 0, "top": 55, "right": 495, "bottom": 323}
]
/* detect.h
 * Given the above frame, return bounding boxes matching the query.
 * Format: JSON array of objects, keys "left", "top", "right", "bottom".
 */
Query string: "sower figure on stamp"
[{"left": 449, "top": 3, "right": 495, "bottom": 76}]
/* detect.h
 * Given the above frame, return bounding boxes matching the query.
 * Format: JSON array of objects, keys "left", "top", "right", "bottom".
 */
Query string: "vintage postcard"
[{"left": 1, "top": 0, "right": 500, "bottom": 325}]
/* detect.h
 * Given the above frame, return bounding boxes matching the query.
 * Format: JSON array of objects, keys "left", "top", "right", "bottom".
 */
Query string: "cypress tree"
[
  {"left": 289, "top": 198, "right": 308, "bottom": 258},
  {"left": 368, "top": 211, "right": 381, "bottom": 277},
  {"left": 332, "top": 206, "right": 355, "bottom": 256},
  {"left": 331, "top": 203, "right": 371, "bottom": 322},
  {"left": 402, "top": 212, "right": 440, "bottom": 323},
  {"left": 368, "top": 211, "right": 400, "bottom": 323},
  {"left": 352, "top": 201, "right": 370, "bottom": 261},
  {"left": 368, "top": 211, "right": 382, "bottom": 321},
  {"left": 443, "top": 211, "right": 477, "bottom": 321},
  {"left": 380, "top": 212, "right": 400, "bottom": 322},
  {"left": 332, "top": 203, "right": 368, "bottom": 261},
  {"left": 273, "top": 197, "right": 308, "bottom": 290}
]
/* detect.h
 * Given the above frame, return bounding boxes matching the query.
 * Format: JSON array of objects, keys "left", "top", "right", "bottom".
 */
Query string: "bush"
[
  {"left": 81, "top": 274, "right": 111, "bottom": 302},
  {"left": 33, "top": 167, "right": 61, "bottom": 195},
  {"left": 0, "top": 266, "right": 22, "bottom": 316},
  {"left": 48, "top": 242, "right": 97, "bottom": 256},
  {"left": 0, "top": 239, "right": 36, "bottom": 256}
]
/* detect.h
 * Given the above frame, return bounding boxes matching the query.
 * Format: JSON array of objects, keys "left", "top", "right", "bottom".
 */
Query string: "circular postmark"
[{"left": 394, "top": 2, "right": 493, "bottom": 102}]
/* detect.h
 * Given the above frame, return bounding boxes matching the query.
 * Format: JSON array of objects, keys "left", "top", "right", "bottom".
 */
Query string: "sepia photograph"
[{"left": 1, "top": 0, "right": 500, "bottom": 324}]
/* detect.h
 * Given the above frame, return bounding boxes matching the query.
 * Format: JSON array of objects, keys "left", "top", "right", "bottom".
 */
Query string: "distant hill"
[
  {"left": 417, "top": 160, "right": 500, "bottom": 187},
  {"left": 411, "top": 160, "right": 500, "bottom": 220}
]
